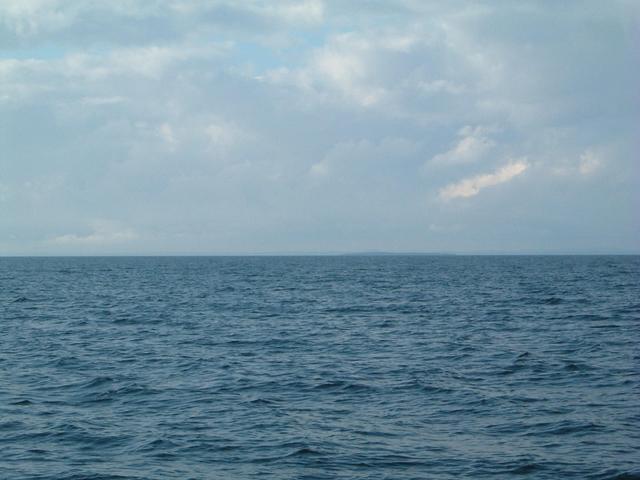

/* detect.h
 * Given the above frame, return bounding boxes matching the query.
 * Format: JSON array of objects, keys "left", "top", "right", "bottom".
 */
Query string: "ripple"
[{"left": 1, "top": 255, "right": 638, "bottom": 479}]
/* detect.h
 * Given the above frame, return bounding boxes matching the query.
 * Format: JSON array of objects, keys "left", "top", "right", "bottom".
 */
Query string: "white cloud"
[
  {"left": 0, "top": 44, "right": 228, "bottom": 110},
  {"left": 268, "top": 0, "right": 324, "bottom": 25},
  {"left": 80, "top": 95, "right": 126, "bottom": 106},
  {"left": 158, "top": 123, "right": 177, "bottom": 149},
  {"left": 309, "top": 137, "right": 420, "bottom": 179},
  {"left": 417, "top": 79, "right": 466, "bottom": 95},
  {"left": 439, "top": 159, "right": 528, "bottom": 200},
  {"left": 429, "top": 126, "right": 496, "bottom": 167},
  {"left": 205, "top": 120, "right": 241, "bottom": 147},
  {"left": 578, "top": 149, "right": 601, "bottom": 175},
  {"left": 312, "top": 37, "right": 386, "bottom": 106},
  {"left": 309, "top": 162, "right": 328, "bottom": 177},
  {"left": 263, "top": 32, "right": 398, "bottom": 107},
  {"left": 63, "top": 45, "right": 217, "bottom": 80},
  {"left": 549, "top": 148, "right": 604, "bottom": 177},
  {"left": 0, "top": 0, "right": 71, "bottom": 38},
  {"left": 50, "top": 220, "right": 138, "bottom": 246}
]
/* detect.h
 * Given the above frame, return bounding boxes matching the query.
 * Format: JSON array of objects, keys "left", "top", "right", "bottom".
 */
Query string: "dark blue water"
[{"left": 1, "top": 256, "right": 639, "bottom": 479}]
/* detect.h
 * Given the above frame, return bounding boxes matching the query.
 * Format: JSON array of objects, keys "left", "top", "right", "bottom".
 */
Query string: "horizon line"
[{"left": 1, "top": 251, "right": 639, "bottom": 258}]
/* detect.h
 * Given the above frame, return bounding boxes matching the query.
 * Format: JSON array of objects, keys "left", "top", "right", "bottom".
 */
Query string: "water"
[{"left": 1, "top": 255, "right": 638, "bottom": 479}]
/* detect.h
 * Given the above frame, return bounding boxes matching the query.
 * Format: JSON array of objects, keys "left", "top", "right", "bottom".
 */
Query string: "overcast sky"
[{"left": 1, "top": 0, "right": 638, "bottom": 254}]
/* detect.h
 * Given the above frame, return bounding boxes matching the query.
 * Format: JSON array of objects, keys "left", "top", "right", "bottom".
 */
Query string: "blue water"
[{"left": 1, "top": 256, "right": 638, "bottom": 479}]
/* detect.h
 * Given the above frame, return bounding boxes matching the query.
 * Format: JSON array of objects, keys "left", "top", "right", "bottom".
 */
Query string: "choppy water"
[{"left": 1, "top": 255, "right": 639, "bottom": 479}]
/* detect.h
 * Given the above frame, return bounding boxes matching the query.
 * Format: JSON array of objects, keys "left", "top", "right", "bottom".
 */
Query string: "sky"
[{"left": 1, "top": 0, "right": 638, "bottom": 255}]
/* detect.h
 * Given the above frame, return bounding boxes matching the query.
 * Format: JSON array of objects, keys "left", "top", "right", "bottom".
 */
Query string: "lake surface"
[{"left": 1, "top": 256, "right": 639, "bottom": 479}]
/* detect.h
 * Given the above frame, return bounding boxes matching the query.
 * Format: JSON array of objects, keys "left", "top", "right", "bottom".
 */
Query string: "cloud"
[
  {"left": 158, "top": 123, "right": 177, "bottom": 149},
  {"left": 439, "top": 160, "right": 528, "bottom": 200},
  {"left": 548, "top": 148, "right": 604, "bottom": 177},
  {"left": 429, "top": 125, "right": 497, "bottom": 167},
  {"left": 0, "top": 0, "right": 326, "bottom": 51},
  {"left": 80, "top": 95, "right": 125, "bottom": 106},
  {"left": 309, "top": 161, "right": 328, "bottom": 177},
  {"left": 308, "top": 137, "right": 421, "bottom": 179},
  {"left": 50, "top": 220, "right": 138, "bottom": 246},
  {"left": 205, "top": 119, "right": 245, "bottom": 148},
  {"left": 267, "top": 0, "right": 324, "bottom": 25},
  {"left": 578, "top": 149, "right": 601, "bottom": 175},
  {"left": 64, "top": 45, "right": 224, "bottom": 80},
  {"left": 417, "top": 79, "right": 467, "bottom": 95},
  {"left": 263, "top": 30, "right": 424, "bottom": 107}
]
